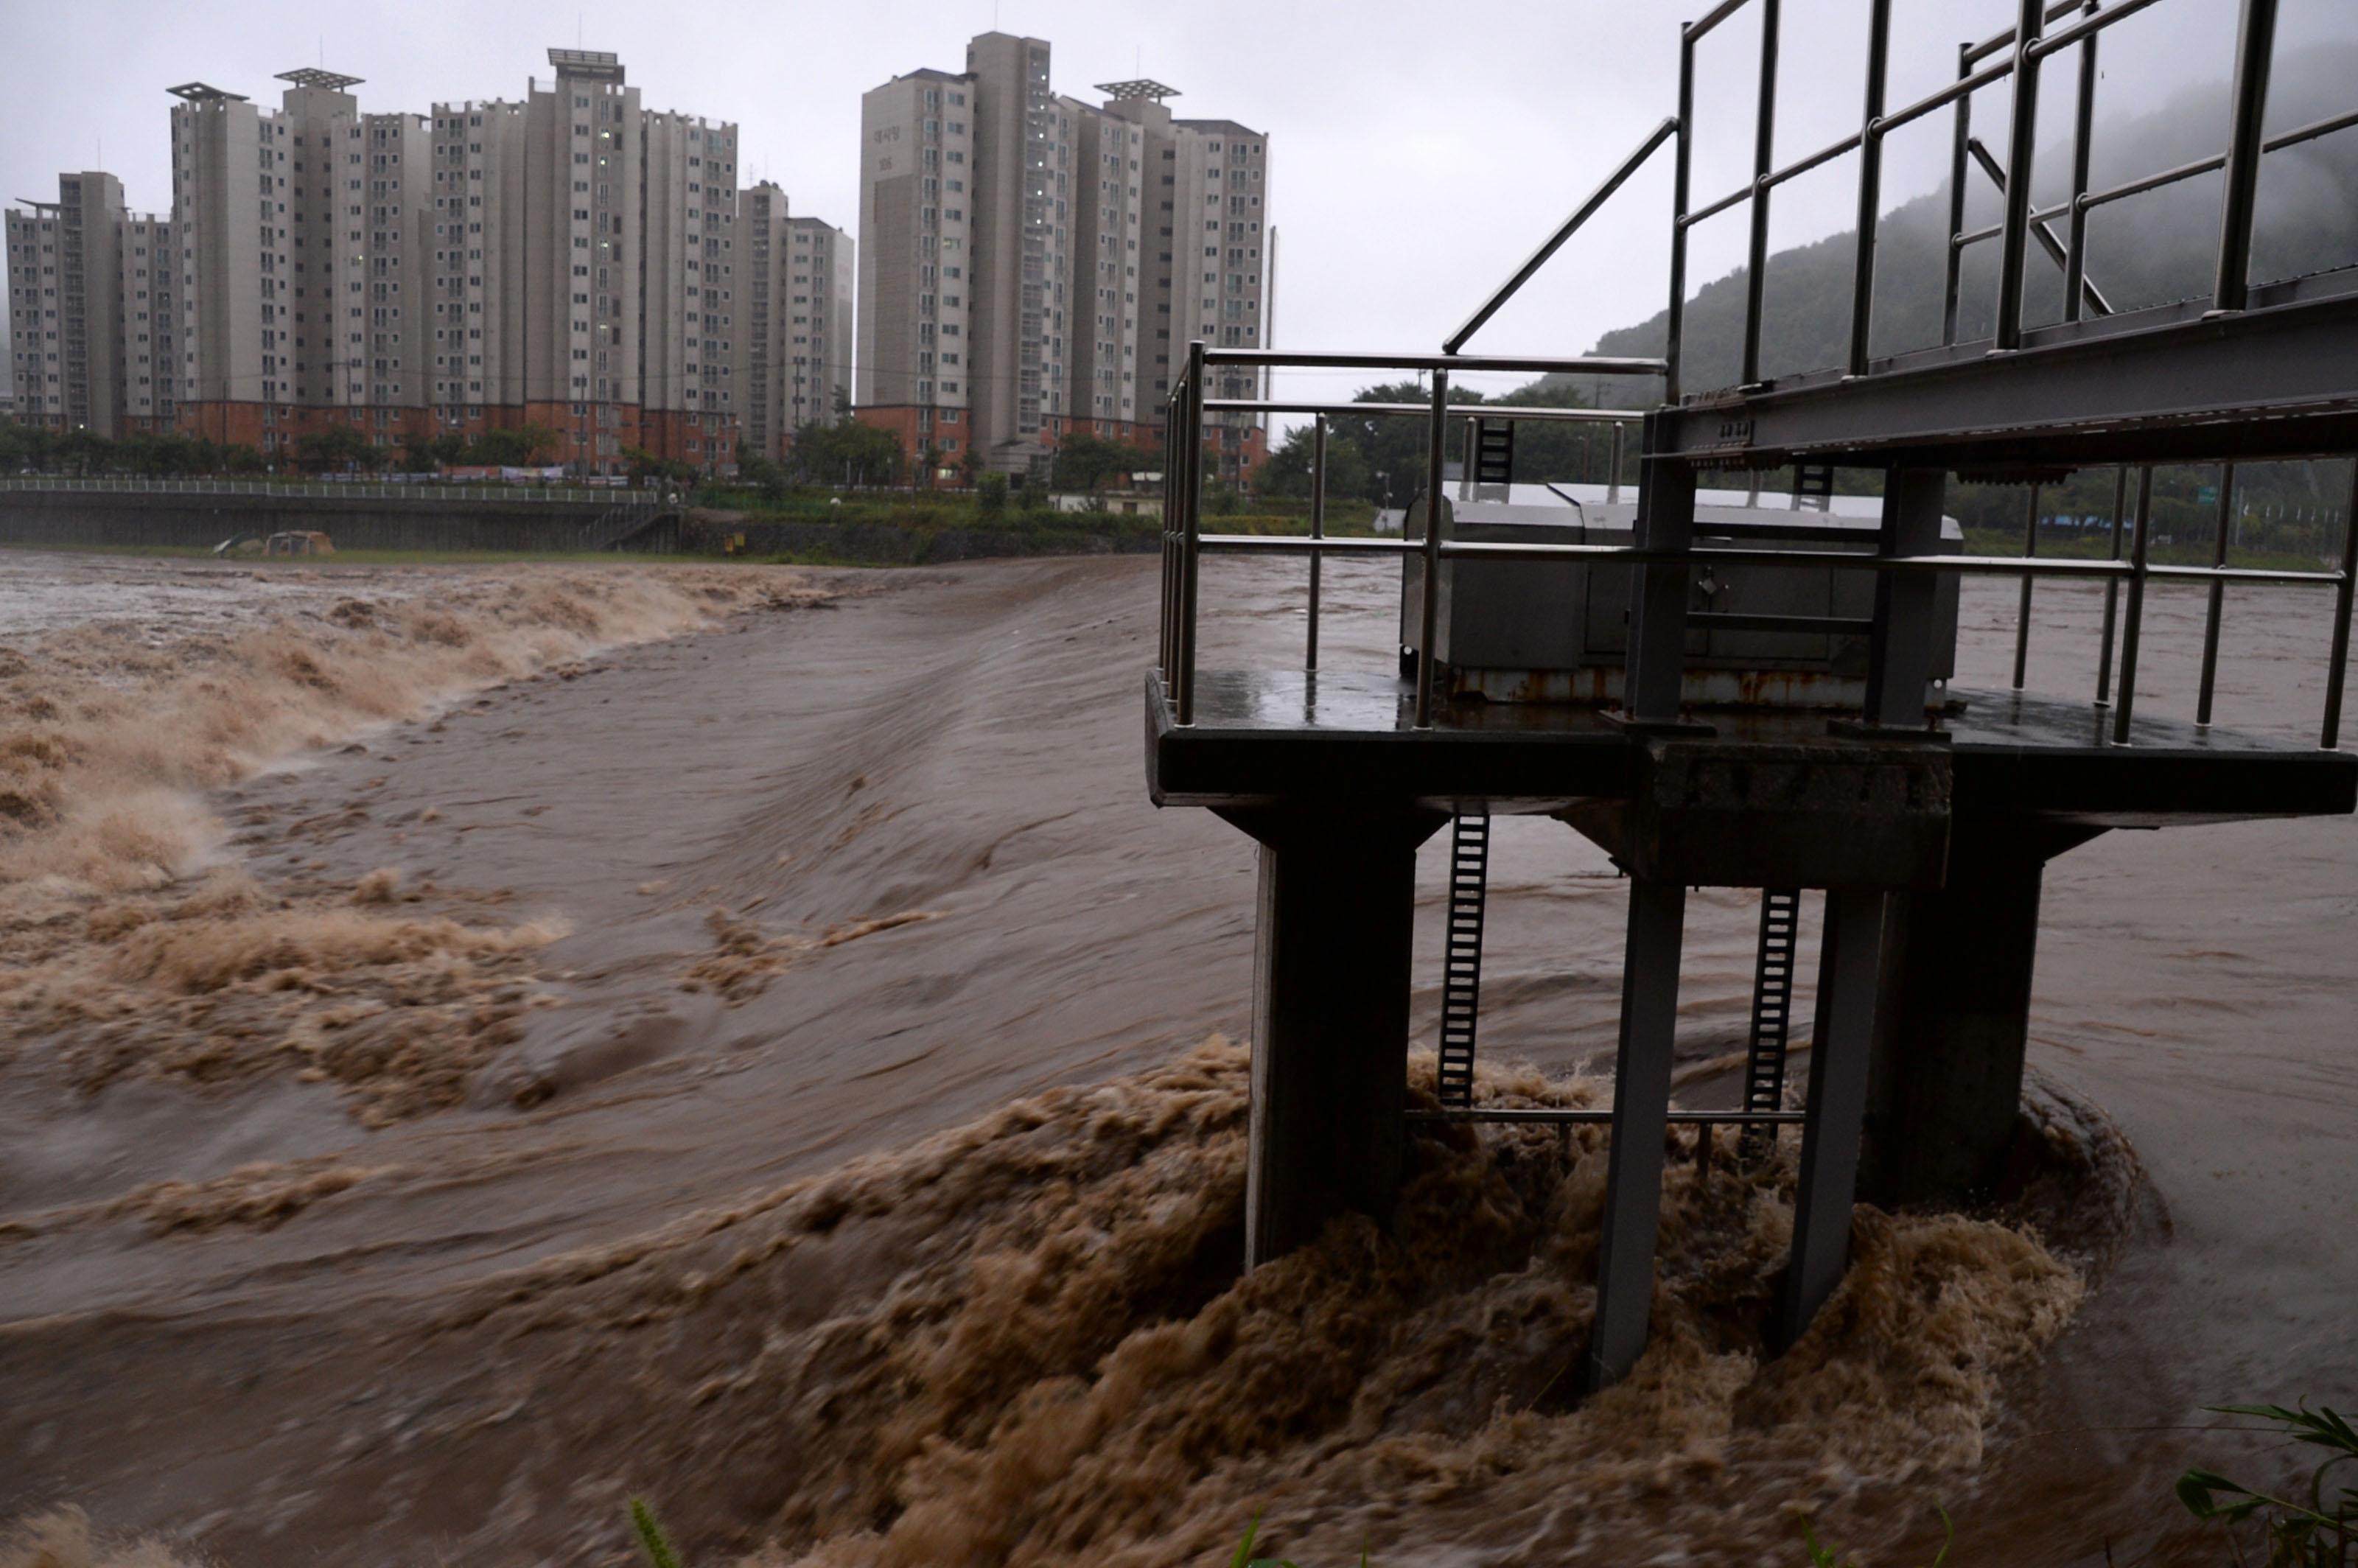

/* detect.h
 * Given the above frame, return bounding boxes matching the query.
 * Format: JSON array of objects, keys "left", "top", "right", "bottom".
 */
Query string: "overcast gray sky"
[{"left": 7, "top": 0, "right": 2354, "bottom": 410}]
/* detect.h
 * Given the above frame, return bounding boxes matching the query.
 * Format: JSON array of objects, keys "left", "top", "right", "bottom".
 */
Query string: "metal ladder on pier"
[
  {"left": 1739, "top": 888, "right": 1802, "bottom": 1163},
  {"left": 1791, "top": 463, "right": 1836, "bottom": 511},
  {"left": 1435, "top": 812, "right": 1491, "bottom": 1109},
  {"left": 1472, "top": 419, "right": 1516, "bottom": 488}
]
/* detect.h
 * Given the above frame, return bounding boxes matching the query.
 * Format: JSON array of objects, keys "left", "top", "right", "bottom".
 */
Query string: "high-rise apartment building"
[
  {"left": 1098, "top": 84, "right": 1272, "bottom": 485},
  {"left": 859, "top": 34, "right": 1080, "bottom": 477},
  {"left": 167, "top": 81, "right": 269, "bottom": 446},
  {"left": 361, "top": 110, "right": 434, "bottom": 440},
  {"left": 965, "top": 32, "right": 1071, "bottom": 469},
  {"left": 119, "top": 208, "right": 177, "bottom": 433},
  {"left": 638, "top": 106, "right": 739, "bottom": 469},
  {"left": 786, "top": 215, "right": 853, "bottom": 434},
  {"left": 739, "top": 181, "right": 792, "bottom": 461},
  {"left": 739, "top": 185, "right": 858, "bottom": 462},
  {"left": 144, "top": 49, "right": 802, "bottom": 474},
  {"left": 427, "top": 96, "right": 528, "bottom": 442},
  {"left": 1064, "top": 94, "right": 1147, "bottom": 445},
  {"left": 519, "top": 49, "right": 645, "bottom": 469},
  {"left": 6, "top": 171, "right": 175, "bottom": 437},
  {"left": 856, "top": 38, "right": 1269, "bottom": 483},
  {"left": 857, "top": 66, "right": 976, "bottom": 466},
  {"left": 167, "top": 70, "right": 434, "bottom": 450}
]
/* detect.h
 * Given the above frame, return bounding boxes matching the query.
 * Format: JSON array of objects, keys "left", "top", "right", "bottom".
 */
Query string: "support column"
[
  {"left": 1859, "top": 818, "right": 2105, "bottom": 1208},
  {"left": 1777, "top": 886, "right": 1892, "bottom": 1348},
  {"left": 1220, "top": 806, "right": 1447, "bottom": 1268},
  {"left": 1621, "top": 428, "right": 1698, "bottom": 724},
  {"left": 1864, "top": 466, "right": 1948, "bottom": 728},
  {"left": 1582, "top": 875, "right": 1687, "bottom": 1391}
]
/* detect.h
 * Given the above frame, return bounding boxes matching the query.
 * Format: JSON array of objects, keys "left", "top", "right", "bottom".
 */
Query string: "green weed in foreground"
[
  {"left": 1228, "top": 1513, "right": 1368, "bottom": 1568},
  {"left": 2180, "top": 1403, "right": 2358, "bottom": 1566},
  {"left": 629, "top": 1497, "right": 685, "bottom": 1568}
]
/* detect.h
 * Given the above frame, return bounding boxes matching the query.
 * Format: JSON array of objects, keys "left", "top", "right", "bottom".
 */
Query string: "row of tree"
[
  {"left": 0, "top": 420, "right": 572, "bottom": 478},
  {"left": 1, "top": 423, "right": 269, "bottom": 477},
  {"left": 1256, "top": 381, "right": 1637, "bottom": 506},
  {"left": 727, "top": 423, "right": 1164, "bottom": 502}
]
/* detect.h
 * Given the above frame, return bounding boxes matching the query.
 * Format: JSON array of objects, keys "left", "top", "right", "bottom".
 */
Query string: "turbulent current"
[{"left": 0, "top": 550, "right": 2349, "bottom": 1567}]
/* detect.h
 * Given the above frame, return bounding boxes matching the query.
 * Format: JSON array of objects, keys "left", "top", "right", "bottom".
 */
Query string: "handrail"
[
  {"left": 2027, "top": 0, "right": 2171, "bottom": 59},
  {"left": 1685, "top": 0, "right": 1752, "bottom": 44},
  {"left": 1967, "top": 0, "right": 2087, "bottom": 65},
  {"left": 1189, "top": 531, "right": 2345, "bottom": 584},
  {"left": 2060, "top": 107, "right": 2358, "bottom": 221},
  {"left": 1203, "top": 399, "right": 1641, "bottom": 424},
  {"left": 1876, "top": 56, "right": 2019, "bottom": 141},
  {"left": 1443, "top": 116, "right": 1680, "bottom": 355},
  {"left": 1200, "top": 349, "right": 1664, "bottom": 376}
]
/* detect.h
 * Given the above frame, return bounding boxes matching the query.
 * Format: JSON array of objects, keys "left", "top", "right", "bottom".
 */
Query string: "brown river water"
[{"left": 0, "top": 548, "right": 2349, "bottom": 1567}]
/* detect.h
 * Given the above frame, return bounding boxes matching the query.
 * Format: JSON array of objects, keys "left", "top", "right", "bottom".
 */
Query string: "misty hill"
[{"left": 1570, "top": 43, "right": 2358, "bottom": 395}]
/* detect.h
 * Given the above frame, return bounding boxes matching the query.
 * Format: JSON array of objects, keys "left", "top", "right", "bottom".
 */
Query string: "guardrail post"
[
  {"left": 1740, "top": 0, "right": 1783, "bottom": 386},
  {"left": 1308, "top": 417, "right": 1326, "bottom": 673},
  {"left": 1993, "top": 0, "right": 2048, "bottom": 351},
  {"left": 1667, "top": 29, "right": 1696, "bottom": 403},
  {"left": 1847, "top": 0, "right": 1894, "bottom": 376},
  {"left": 2095, "top": 466, "right": 2129, "bottom": 704},
  {"left": 1623, "top": 415, "right": 1698, "bottom": 724},
  {"left": 2198, "top": 463, "right": 2236, "bottom": 725},
  {"left": 1608, "top": 421, "right": 1626, "bottom": 504},
  {"left": 2325, "top": 458, "right": 2358, "bottom": 749},
  {"left": 2012, "top": 482, "right": 2040, "bottom": 690},
  {"left": 1159, "top": 391, "right": 1178, "bottom": 680},
  {"left": 2113, "top": 466, "right": 2155, "bottom": 745},
  {"left": 1413, "top": 370, "right": 1449, "bottom": 729},
  {"left": 1177, "top": 341, "right": 1206, "bottom": 727},
  {"left": 2214, "top": 0, "right": 2280, "bottom": 313},
  {"left": 2061, "top": 0, "right": 2102, "bottom": 322}
]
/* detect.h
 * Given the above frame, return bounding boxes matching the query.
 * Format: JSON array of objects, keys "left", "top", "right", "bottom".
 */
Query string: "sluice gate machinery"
[{"left": 1146, "top": 0, "right": 2358, "bottom": 1393}]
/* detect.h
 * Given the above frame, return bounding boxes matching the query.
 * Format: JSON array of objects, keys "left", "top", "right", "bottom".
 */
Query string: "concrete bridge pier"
[
  {"left": 1861, "top": 818, "right": 2108, "bottom": 1208},
  {"left": 1217, "top": 805, "right": 1449, "bottom": 1268}
]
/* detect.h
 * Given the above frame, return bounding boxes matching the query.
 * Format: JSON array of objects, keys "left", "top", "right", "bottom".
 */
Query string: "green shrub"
[
  {"left": 629, "top": 1498, "right": 684, "bottom": 1568},
  {"left": 2180, "top": 1403, "right": 2357, "bottom": 1566}
]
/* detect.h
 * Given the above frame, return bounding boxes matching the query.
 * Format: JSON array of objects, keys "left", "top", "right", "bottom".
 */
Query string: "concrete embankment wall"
[
  {"left": 0, "top": 490, "right": 670, "bottom": 553},
  {"left": 692, "top": 511, "right": 1159, "bottom": 564},
  {"left": 0, "top": 491, "right": 1163, "bottom": 562}
]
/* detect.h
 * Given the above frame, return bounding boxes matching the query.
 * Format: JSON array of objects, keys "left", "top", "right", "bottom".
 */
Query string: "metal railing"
[
  {"left": 1158, "top": 345, "right": 1663, "bottom": 729},
  {"left": 1158, "top": 369, "right": 2358, "bottom": 748},
  {"left": 1662, "top": 0, "right": 2331, "bottom": 383},
  {"left": 1155, "top": 0, "right": 2357, "bottom": 752},
  {"left": 0, "top": 476, "right": 660, "bottom": 505}
]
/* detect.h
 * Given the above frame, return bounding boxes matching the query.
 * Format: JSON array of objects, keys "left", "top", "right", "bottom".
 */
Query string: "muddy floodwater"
[{"left": 0, "top": 547, "right": 2350, "bottom": 1567}]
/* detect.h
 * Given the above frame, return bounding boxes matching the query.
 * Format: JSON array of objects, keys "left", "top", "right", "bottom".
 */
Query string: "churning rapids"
[{"left": 0, "top": 549, "right": 2349, "bottom": 1567}]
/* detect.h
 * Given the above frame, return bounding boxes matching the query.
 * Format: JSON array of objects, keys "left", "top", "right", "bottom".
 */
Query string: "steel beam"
[
  {"left": 1864, "top": 468, "right": 1948, "bottom": 727},
  {"left": 1656, "top": 282, "right": 2358, "bottom": 469},
  {"left": 1622, "top": 428, "right": 1700, "bottom": 724}
]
